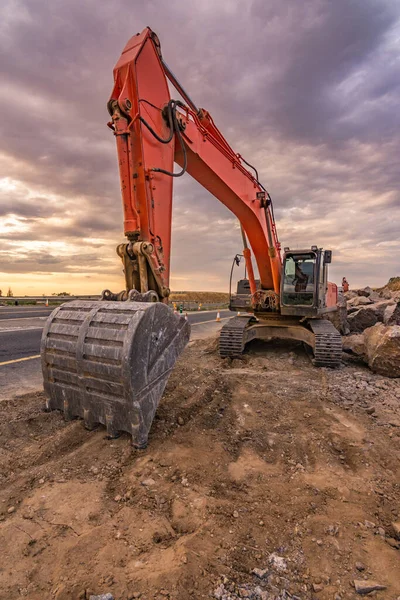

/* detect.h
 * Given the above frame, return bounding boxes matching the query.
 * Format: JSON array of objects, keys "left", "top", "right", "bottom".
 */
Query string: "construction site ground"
[{"left": 0, "top": 336, "right": 399, "bottom": 600}]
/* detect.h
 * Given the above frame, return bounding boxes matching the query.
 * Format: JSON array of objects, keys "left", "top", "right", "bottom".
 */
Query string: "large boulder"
[
  {"left": 342, "top": 334, "right": 365, "bottom": 356},
  {"left": 347, "top": 296, "right": 373, "bottom": 308},
  {"left": 357, "top": 286, "right": 379, "bottom": 300},
  {"left": 364, "top": 324, "right": 400, "bottom": 377},
  {"left": 384, "top": 304, "right": 396, "bottom": 324},
  {"left": 387, "top": 301, "right": 400, "bottom": 325},
  {"left": 344, "top": 290, "right": 358, "bottom": 301},
  {"left": 370, "top": 299, "right": 395, "bottom": 321},
  {"left": 326, "top": 291, "right": 349, "bottom": 335},
  {"left": 347, "top": 307, "right": 378, "bottom": 333},
  {"left": 357, "top": 286, "right": 374, "bottom": 297}
]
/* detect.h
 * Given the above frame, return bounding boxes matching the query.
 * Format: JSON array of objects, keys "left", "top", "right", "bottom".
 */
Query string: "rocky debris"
[
  {"left": 214, "top": 577, "right": 298, "bottom": 600},
  {"left": 342, "top": 334, "right": 365, "bottom": 356},
  {"left": 353, "top": 580, "right": 387, "bottom": 595},
  {"left": 364, "top": 324, "right": 400, "bottom": 377},
  {"left": 89, "top": 594, "right": 114, "bottom": 600},
  {"left": 348, "top": 307, "right": 378, "bottom": 333}
]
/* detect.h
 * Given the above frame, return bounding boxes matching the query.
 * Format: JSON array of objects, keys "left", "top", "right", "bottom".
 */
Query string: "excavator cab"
[{"left": 280, "top": 247, "right": 333, "bottom": 316}]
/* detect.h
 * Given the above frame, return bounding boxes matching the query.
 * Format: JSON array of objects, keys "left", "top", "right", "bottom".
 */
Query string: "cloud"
[{"left": 0, "top": 0, "right": 399, "bottom": 294}]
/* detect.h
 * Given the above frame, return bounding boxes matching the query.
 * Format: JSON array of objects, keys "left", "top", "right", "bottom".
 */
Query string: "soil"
[{"left": 0, "top": 338, "right": 399, "bottom": 600}]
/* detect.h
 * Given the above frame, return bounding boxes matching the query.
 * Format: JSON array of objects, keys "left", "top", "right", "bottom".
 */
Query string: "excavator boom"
[{"left": 107, "top": 27, "right": 281, "bottom": 300}]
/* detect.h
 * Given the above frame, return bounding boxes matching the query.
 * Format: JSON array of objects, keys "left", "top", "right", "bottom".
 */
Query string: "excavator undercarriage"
[{"left": 219, "top": 314, "right": 342, "bottom": 367}]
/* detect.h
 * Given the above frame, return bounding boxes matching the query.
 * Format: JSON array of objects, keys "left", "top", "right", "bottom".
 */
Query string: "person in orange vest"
[{"left": 342, "top": 277, "right": 349, "bottom": 292}]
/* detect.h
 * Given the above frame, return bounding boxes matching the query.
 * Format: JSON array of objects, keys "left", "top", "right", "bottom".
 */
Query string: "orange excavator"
[{"left": 41, "top": 28, "right": 341, "bottom": 448}]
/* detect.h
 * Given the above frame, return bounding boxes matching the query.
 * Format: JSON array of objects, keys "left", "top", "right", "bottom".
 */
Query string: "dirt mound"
[{"left": 0, "top": 340, "right": 399, "bottom": 600}]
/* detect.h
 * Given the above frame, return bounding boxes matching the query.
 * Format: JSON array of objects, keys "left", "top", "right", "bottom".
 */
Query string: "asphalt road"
[
  {"left": 0, "top": 306, "right": 54, "bottom": 320},
  {"left": 0, "top": 308, "right": 232, "bottom": 363},
  {"left": 0, "top": 308, "right": 233, "bottom": 401}
]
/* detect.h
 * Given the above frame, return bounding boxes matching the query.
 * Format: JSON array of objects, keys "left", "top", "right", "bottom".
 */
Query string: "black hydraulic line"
[
  {"left": 152, "top": 100, "right": 187, "bottom": 177},
  {"left": 239, "top": 156, "right": 259, "bottom": 181},
  {"left": 161, "top": 58, "right": 200, "bottom": 115},
  {"left": 139, "top": 100, "right": 175, "bottom": 144},
  {"left": 229, "top": 254, "right": 243, "bottom": 304}
]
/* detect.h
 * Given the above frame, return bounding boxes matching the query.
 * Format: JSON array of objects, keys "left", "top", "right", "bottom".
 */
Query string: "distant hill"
[{"left": 385, "top": 277, "right": 400, "bottom": 292}]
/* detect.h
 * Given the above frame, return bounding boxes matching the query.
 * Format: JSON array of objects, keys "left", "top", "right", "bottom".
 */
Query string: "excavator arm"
[{"left": 107, "top": 27, "right": 281, "bottom": 303}]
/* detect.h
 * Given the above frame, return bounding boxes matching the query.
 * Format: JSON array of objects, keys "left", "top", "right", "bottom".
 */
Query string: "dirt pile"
[{"left": 0, "top": 339, "right": 399, "bottom": 600}]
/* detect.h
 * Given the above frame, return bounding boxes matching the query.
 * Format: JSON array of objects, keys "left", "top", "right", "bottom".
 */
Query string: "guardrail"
[{"left": 0, "top": 296, "right": 229, "bottom": 311}]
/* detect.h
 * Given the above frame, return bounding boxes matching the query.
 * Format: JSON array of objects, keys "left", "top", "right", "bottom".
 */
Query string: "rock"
[
  {"left": 326, "top": 291, "right": 349, "bottom": 335},
  {"left": 384, "top": 304, "right": 397, "bottom": 324},
  {"left": 348, "top": 307, "right": 378, "bottom": 333},
  {"left": 354, "top": 580, "right": 387, "bottom": 595},
  {"left": 89, "top": 595, "right": 114, "bottom": 600},
  {"left": 364, "top": 406, "right": 375, "bottom": 415},
  {"left": 377, "top": 527, "right": 385, "bottom": 537},
  {"left": 370, "top": 300, "right": 395, "bottom": 321},
  {"left": 268, "top": 553, "right": 287, "bottom": 572},
  {"left": 357, "top": 286, "right": 375, "bottom": 298},
  {"left": 114, "top": 495, "right": 122, "bottom": 502},
  {"left": 355, "top": 562, "right": 366, "bottom": 571},
  {"left": 141, "top": 478, "right": 156, "bottom": 486},
  {"left": 387, "top": 302, "right": 400, "bottom": 325},
  {"left": 233, "top": 510, "right": 239, "bottom": 518},
  {"left": 391, "top": 521, "right": 400, "bottom": 539},
  {"left": 177, "top": 416, "right": 185, "bottom": 426},
  {"left": 7, "top": 506, "right": 15, "bottom": 514},
  {"left": 344, "top": 290, "right": 358, "bottom": 300},
  {"left": 252, "top": 568, "right": 268, "bottom": 578},
  {"left": 342, "top": 334, "right": 365, "bottom": 356},
  {"left": 364, "top": 324, "right": 400, "bottom": 377},
  {"left": 348, "top": 295, "right": 373, "bottom": 307},
  {"left": 386, "top": 537, "right": 400, "bottom": 549},
  {"left": 313, "top": 583, "right": 324, "bottom": 592}
]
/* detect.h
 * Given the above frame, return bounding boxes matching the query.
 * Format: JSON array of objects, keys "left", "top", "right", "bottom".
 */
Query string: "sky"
[{"left": 0, "top": 0, "right": 399, "bottom": 295}]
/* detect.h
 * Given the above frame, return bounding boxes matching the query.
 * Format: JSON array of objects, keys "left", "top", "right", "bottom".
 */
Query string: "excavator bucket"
[{"left": 41, "top": 300, "right": 190, "bottom": 448}]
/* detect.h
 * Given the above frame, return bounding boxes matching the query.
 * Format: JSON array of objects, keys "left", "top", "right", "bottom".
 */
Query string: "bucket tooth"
[
  {"left": 83, "top": 408, "right": 97, "bottom": 431},
  {"left": 63, "top": 399, "right": 73, "bottom": 421},
  {"left": 41, "top": 300, "right": 191, "bottom": 447},
  {"left": 105, "top": 414, "right": 119, "bottom": 439}
]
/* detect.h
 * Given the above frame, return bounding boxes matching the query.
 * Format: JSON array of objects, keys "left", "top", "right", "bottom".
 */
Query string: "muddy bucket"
[{"left": 41, "top": 300, "right": 190, "bottom": 447}]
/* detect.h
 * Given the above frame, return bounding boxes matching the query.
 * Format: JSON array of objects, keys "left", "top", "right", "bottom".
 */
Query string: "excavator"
[{"left": 41, "top": 27, "right": 342, "bottom": 448}]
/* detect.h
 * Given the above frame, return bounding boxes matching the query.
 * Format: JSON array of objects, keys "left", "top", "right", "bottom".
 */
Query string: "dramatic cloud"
[{"left": 0, "top": 0, "right": 399, "bottom": 294}]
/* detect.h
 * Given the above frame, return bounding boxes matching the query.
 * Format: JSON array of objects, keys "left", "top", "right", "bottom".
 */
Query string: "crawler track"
[{"left": 309, "top": 319, "right": 342, "bottom": 367}]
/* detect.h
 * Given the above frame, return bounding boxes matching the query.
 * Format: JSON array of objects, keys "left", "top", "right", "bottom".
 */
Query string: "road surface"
[{"left": 0, "top": 308, "right": 233, "bottom": 400}]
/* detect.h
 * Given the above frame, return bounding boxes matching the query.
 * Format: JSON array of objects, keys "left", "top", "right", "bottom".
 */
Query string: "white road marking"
[{"left": 0, "top": 316, "right": 48, "bottom": 322}]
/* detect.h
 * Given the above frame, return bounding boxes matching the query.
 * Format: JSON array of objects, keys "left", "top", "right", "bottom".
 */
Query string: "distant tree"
[
  {"left": 57, "top": 292, "right": 71, "bottom": 296},
  {"left": 0, "top": 289, "right": 2, "bottom": 297},
  {"left": 7, "top": 287, "right": 13, "bottom": 297}
]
